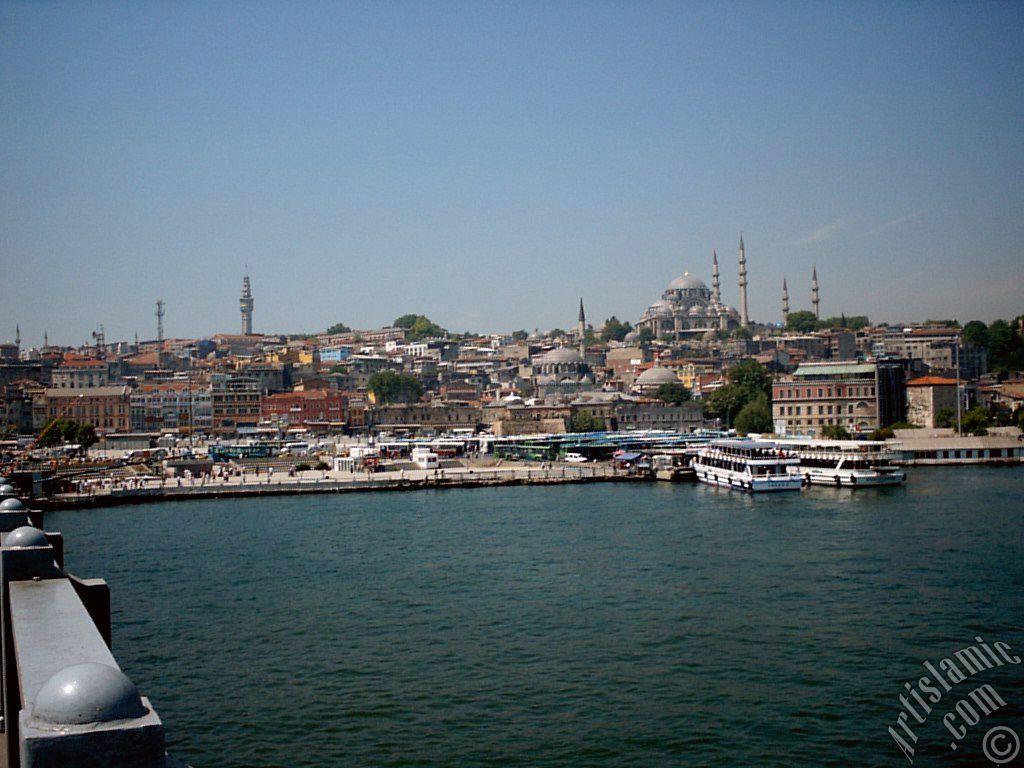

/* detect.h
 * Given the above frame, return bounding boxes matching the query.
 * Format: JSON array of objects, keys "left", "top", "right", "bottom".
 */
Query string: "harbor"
[
  {"left": 39, "top": 461, "right": 643, "bottom": 510},
  {"left": 43, "top": 466, "right": 1024, "bottom": 767},
  {"left": 11, "top": 425, "right": 1022, "bottom": 509}
]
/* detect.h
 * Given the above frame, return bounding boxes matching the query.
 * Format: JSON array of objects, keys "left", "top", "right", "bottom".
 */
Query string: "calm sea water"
[{"left": 48, "top": 466, "right": 1023, "bottom": 767}]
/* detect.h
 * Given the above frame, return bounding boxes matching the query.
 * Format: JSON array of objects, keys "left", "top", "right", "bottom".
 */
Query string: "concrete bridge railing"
[{"left": 0, "top": 481, "right": 185, "bottom": 768}]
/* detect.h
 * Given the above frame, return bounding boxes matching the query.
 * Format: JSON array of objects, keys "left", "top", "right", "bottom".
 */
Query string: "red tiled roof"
[{"left": 906, "top": 376, "right": 957, "bottom": 387}]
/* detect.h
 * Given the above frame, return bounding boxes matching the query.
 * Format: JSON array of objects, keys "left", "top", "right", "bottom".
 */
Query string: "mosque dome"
[
  {"left": 539, "top": 347, "right": 582, "bottom": 365},
  {"left": 668, "top": 272, "right": 707, "bottom": 291},
  {"left": 623, "top": 330, "right": 640, "bottom": 344},
  {"left": 688, "top": 305, "right": 703, "bottom": 316},
  {"left": 649, "top": 299, "right": 673, "bottom": 317},
  {"left": 635, "top": 366, "right": 678, "bottom": 386}
]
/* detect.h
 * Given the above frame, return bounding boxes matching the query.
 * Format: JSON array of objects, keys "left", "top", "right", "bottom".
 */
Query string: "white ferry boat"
[
  {"left": 772, "top": 439, "right": 906, "bottom": 487},
  {"left": 692, "top": 439, "right": 803, "bottom": 493}
]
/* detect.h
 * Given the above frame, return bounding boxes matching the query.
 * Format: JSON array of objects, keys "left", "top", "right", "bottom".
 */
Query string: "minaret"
[
  {"left": 812, "top": 266, "right": 820, "bottom": 320},
  {"left": 240, "top": 276, "right": 254, "bottom": 335},
  {"left": 15, "top": 324, "right": 20, "bottom": 349},
  {"left": 782, "top": 278, "right": 790, "bottom": 326},
  {"left": 738, "top": 236, "right": 749, "bottom": 327},
  {"left": 711, "top": 251, "right": 721, "bottom": 304},
  {"left": 577, "top": 298, "right": 586, "bottom": 359},
  {"left": 44, "top": 331, "right": 49, "bottom": 348}
]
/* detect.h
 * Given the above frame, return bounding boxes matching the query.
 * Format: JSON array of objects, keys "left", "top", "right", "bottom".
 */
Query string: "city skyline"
[{"left": 3, "top": 2, "right": 1022, "bottom": 346}]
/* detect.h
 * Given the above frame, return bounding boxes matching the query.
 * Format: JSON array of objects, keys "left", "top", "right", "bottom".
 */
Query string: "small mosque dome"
[
  {"left": 703, "top": 329, "right": 719, "bottom": 341},
  {"left": 688, "top": 305, "right": 703, "bottom": 316},
  {"left": 0, "top": 484, "right": 16, "bottom": 497},
  {"left": 623, "top": 330, "right": 640, "bottom": 344},
  {"left": 668, "top": 272, "right": 708, "bottom": 291},
  {"left": 0, "top": 498, "right": 27, "bottom": 511},
  {"left": 649, "top": 299, "right": 673, "bottom": 317},
  {"left": 6, "top": 526, "right": 48, "bottom": 549},
  {"left": 32, "top": 663, "right": 148, "bottom": 726},
  {"left": 636, "top": 367, "right": 678, "bottom": 386}
]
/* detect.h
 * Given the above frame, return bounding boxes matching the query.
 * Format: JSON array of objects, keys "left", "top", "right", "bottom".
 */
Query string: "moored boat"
[
  {"left": 771, "top": 439, "right": 906, "bottom": 487},
  {"left": 692, "top": 439, "right": 803, "bottom": 493}
]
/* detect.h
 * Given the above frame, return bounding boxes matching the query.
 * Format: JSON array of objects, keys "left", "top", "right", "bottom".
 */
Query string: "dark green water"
[{"left": 48, "top": 466, "right": 1024, "bottom": 767}]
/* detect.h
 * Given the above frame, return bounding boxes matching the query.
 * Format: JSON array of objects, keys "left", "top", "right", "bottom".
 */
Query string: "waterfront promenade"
[{"left": 45, "top": 461, "right": 639, "bottom": 509}]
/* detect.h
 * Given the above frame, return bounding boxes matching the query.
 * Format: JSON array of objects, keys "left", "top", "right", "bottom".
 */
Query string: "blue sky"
[{"left": 2, "top": 1, "right": 1022, "bottom": 346}]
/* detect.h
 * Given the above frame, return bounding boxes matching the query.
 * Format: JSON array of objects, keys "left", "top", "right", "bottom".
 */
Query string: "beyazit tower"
[{"left": 240, "top": 275, "right": 254, "bottom": 335}]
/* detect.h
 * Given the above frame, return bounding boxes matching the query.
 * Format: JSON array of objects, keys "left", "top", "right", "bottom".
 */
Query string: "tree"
[
  {"left": 568, "top": 410, "right": 604, "bottom": 433},
  {"left": 393, "top": 314, "right": 419, "bottom": 329},
  {"left": 821, "top": 424, "right": 852, "bottom": 440},
  {"left": 636, "top": 327, "right": 655, "bottom": 345},
  {"left": 516, "top": 381, "right": 535, "bottom": 398},
  {"left": 600, "top": 316, "right": 632, "bottom": 343},
  {"left": 704, "top": 360, "right": 774, "bottom": 427},
  {"left": 511, "top": 330, "right": 529, "bottom": 341},
  {"left": 653, "top": 382, "right": 692, "bottom": 405},
  {"left": 986, "top": 319, "right": 1024, "bottom": 372},
  {"left": 37, "top": 419, "right": 98, "bottom": 449},
  {"left": 326, "top": 322, "right": 350, "bottom": 335},
  {"left": 704, "top": 384, "right": 749, "bottom": 426},
  {"left": 786, "top": 310, "right": 820, "bottom": 333},
  {"left": 547, "top": 328, "right": 567, "bottom": 339},
  {"left": 73, "top": 422, "right": 98, "bottom": 449},
  {"left": 935, "top": 408, "right": 954, "bottom": 428},
  {"left": 960, "top": 406, "right": 990, "bottom": 436},
  {"left": 367, "top": 370, "right": 425, "bottom": 404},
  {"left": 727, "top": 359, "right": 773, "bottom": 400},
  {"left": 961, "top": 320, "right": 988, "bottom": 348},
  {"left": 819, "top": 315, "right": 870, "bottom": 331},
  {"left": 393, "top": 314, "right": 446, "bottom": 341},
  {"left": 730, "top": 326, "right": 752, "bottom": 340},
  {"left": 734, "top": 394, "right": 773, "bottom": 435}
]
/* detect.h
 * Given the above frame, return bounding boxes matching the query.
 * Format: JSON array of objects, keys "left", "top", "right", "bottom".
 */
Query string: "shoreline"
[{"left": 36, "top": 465, "right": 645, "bottom": 511}]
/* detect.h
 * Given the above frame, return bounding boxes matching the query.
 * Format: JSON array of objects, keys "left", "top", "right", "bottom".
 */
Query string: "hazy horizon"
[{"left": 3, "top": 2, "right": 1022, "bottom": 347}]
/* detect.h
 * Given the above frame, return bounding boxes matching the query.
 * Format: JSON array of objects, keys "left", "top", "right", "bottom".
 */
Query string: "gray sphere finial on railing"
[
  {"left": 6, "top": 526, "right": 48, "bottom": 549},
  {"left": 31, "top": 663, "right": 148, "bottom": 726},
  {"left": 0, "top": 497, "right": 27, "bottom": 511}
]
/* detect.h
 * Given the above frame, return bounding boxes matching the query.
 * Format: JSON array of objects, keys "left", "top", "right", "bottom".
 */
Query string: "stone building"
[
  {"left": 35, "top": 386, "right": 131, "bottom": 434},
  {"left": 210, "top": 375, "right": 261, "bottom": 437},
  {"left": 634, "top": 261, "right": 741, "bottom": 341},
  {"left": 905, "top": 376, "right": 958, "bottom": 428},
  {"left": 530, "top": 346, "right": 595, "bottom": 399},
  {"left": 631, "top": 365, "right": 680, "bottom": 396},
  {"left": 771, "top": 361, "right": 906, "bottom": 437}
]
